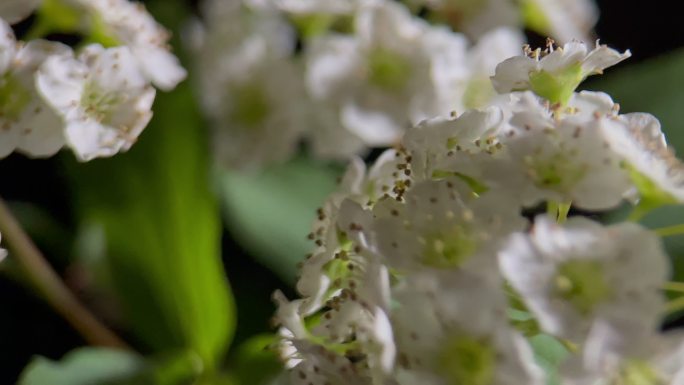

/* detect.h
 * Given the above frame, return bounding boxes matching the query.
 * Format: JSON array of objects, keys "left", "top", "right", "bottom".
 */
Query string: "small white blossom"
[
  {"left": 524, "top": 0, "right": 598, "bottom": 44},
  {"left": 405, "top": 0, "right": 519, "bottom": 39},
  {"left": 491, "top": 41, "right": 630, "bottom": 104},
  {"left": 391, "top": 273, "right": 543, "bottom": 385},
  {"left": 488, "top": 91, "right": 632, "bottom": 210},
  {"left": 84, "top": 0, "right": 186, "bottom": 90},
  {"left": 36, "top": 44, "right": 155, "bottom": 161},
  {"left": 298, "top": 151, "right": 407, "bottom": 314},
  {"left": 601, "top": 112, "right": 684, "bottom": 206},
  {"left": 190, "top": 0, "right": 305, "bottom": 169},
  {"left": 0, "top": 21, "right": 72, "bottom": 158},
  {"left": 499, "top": 215, "right": 668, "bottom": 346},
  {"left": 561, "top": 332, "right": 684, "bottom": 385},
  {"left": 305, "top": 0, "right": 449, "bottom": 145},
  {"left": 369, "top": 179, "right": 526, "bottom": 275},
  {"left": 0, "top": 0, "right": 41, "bottom": 24},
  {"left": 404, "top": 106, "right": 506, "bottom": 185}
]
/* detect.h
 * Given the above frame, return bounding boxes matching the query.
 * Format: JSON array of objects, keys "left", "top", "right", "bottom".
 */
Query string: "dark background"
[{"left": 1, "top": 0, "right": 683, "bottom": 382}]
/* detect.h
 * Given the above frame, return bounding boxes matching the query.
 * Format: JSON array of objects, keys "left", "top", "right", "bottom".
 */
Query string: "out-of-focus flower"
[
  {"left": 0, "top": 0, "right": 41, "bottom": 24},
  {"left": 499, "top": 216, "right": 667, "bottom": 345}
]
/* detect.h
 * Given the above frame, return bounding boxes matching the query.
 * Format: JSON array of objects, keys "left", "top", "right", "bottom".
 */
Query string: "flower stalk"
[{"left": 0, "top": 196, "right": 129, "bottom": 349}]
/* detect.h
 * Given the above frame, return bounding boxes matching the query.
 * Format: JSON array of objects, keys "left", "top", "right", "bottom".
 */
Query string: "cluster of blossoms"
[
  {"left": 188, "top": 0, "right": 597, "bottom": 170},
  {"left": 273, "top": 41, "right": 684, "bottom": 385},
  {"left": 0, "top": 0, "right": 185, "bottom": 161}
]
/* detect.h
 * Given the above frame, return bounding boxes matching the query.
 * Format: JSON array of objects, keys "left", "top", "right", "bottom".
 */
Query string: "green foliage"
[
  {"left": 220, "top": 158, "right": 340, "bottom": 283},
  {"left": 530, "top": 335, "right": 570, "bottom": 385},
  {"left": 18, "top": 348, "right": 144, "bottom": 385},
  {"left": 66, "top": 82, "right": 235, "bottom": 368}
]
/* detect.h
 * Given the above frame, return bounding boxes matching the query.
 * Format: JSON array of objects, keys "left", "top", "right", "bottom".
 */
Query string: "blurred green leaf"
[
  {"left": 66, "top": 82, "right": 234, "bottom": 368},
  {"left": 220, "top": 158, "right": 340, "bottom": 283},
  {"left": 18, "top": 348, "right": 144, "bottom": 385},
  {"left": 530, "top": 334, "right": 569, "bottom": 385}
]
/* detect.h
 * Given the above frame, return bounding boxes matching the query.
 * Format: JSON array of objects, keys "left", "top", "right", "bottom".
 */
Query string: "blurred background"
[{"left": 2, "top": 0, "right": 684, "bottom": 383}]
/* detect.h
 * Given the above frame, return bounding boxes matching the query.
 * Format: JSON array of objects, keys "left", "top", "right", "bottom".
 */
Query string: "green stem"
[
  {"left": 546, "top": 201, "right": 571, "bottom": 224},
  {"left": 0, "top": 197, "right": 129, "bottom": 349},
  {"left": 653, "top": 224, "right": 684, "bottom": 237},
  {"left": 666, "top": 296, "right": 684, "bottom": 314},
  {"left": 663, "top": 281, "right": 684, "bottom": 292}
]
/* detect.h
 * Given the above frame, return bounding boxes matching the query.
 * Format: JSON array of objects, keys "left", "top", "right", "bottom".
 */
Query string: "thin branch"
[{"left": 0, "top": 197, "right": 129, "bottom": 349}]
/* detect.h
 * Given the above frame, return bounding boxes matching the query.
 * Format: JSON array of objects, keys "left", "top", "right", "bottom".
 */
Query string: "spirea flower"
[
  {"left": 499, "top": 215, "right": 667, "bottom": 344},
  {"left": 271, "top": 27, "right": 683, "bottom": 385},
  {"left": 0, "top": 20, "right": 72, "bottom": 158},
  {"left": 36, "top": 44, "right": 155, "bottom": 161},
  {"left": 491, "top": 40, "right": 630, "bottom": 104}
]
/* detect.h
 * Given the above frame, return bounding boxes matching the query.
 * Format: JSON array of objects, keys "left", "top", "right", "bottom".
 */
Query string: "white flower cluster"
[
  {"left": 188, "top": 0, "right": 526, "bottom": 169},
  {"left": 273, "top": 41, "right": 684, "bottom": 385},
  {"left": 0, "top": 0, "right": 185, "bottom": 161},
  {"left": 188, "top": 0, "right": 599, "bottom": 170}
]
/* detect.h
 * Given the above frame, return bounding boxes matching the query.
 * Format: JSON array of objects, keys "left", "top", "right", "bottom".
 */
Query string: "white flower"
[
  {"left": 36, "top": 44, "right": 155, "bottom": 161},
  {"left": 0, "top": 0, "right": 41, "bottom": 24},
  {"left": 274, "top": 0, "right": 359, "bottom": 16},
  {"left": 209, "top": 57, "right": 307, "bottom": 170},
  {"left": 391, "top": 273, "right": 543, "bottom": 385},
  {"left": 305, "top": 0, "right": 447, "bottom": 146},
  {"left": 84, "top": 0, "right": 186, "bottom": 90},
  {"left": 368, "top": 179, "right": 526, "bottom": 275},
  {"left": 189, "top": 0, "right": 305, "bottom": 169},
  {"left": 421, "top": 26, "right": 526, "bottom": 117},
  {"left": 524, "top": 0, "right": 598, "bottom": 44},
  {"left": 560, "top": 332, "right": 684, "bottom": 385},
  {"left": 488, "top": 91, "right": 632, "bottom": 210},
  {"left": 298, "top": 151, "right": 408, "bottom": 314},
  {"left": 600, "top": 112, "right": 684, "bottom": 207},
  {"left": 305, "top": 99, "right": 367, "bottom": 161},
  {"left": 274, "top": 262, "right": 395, "bottom": 385},
  {"left": 499, "top": 215, "right": 668, "bottom": 346},
  {"left": 491, "top": 41, "right": 630, "bottom": 104},
  {"left": 0, "top": 20, "right": 72, "bottom": 158},
  {"left": 403, "top": 107, "right": 506, "bottom": 185},
  {"left": 406, "top": 0, "right": 519, "bottom": 39}
]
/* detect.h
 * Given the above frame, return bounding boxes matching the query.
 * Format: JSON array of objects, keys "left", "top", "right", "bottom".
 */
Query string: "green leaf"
[
  {"left": 530, "top": 334, "right": 570, "bottom": 385},
  {"left": 18, "top": 348, "right": 144, "bottom": 385},
  {"left": 66, "top": 81, "right": 235, "bottom": 368},
  {"left": 220, "top": 158, "right": 340, "bottom": 283}
]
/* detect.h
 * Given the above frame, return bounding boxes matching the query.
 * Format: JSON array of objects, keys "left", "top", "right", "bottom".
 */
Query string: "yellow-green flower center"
[
  {"left": 438, "top": 334, "right": 495, "bottom": 385},
  {"left": 554, "top": 260, "right": 611, "bottom": 315},
  {"left": 367, "top": 49, "right": 412, "bottom": 92},
  {"left": 0, "top": 73, "right": 31, "bottom": 122},
  {"left": 81, "top": 81, "right": 123, "bottom": 123},
  {"left": 524, "top": 151, "right": 587, "bottom": 193},
  {"left": 232, "top": 84, "right": 269, "bottom": 128},
  {"left": 528, "top": 62, "right": 583, "bottom": 105},
  {"left": 463, "top": 77, "right": 495, "bottom": 109},
  {"left": 422, "top": 226, "right": 477, "bottom": 269},
  {"left": 618, "top": 360, "right": 663, "bottom": 385}
]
